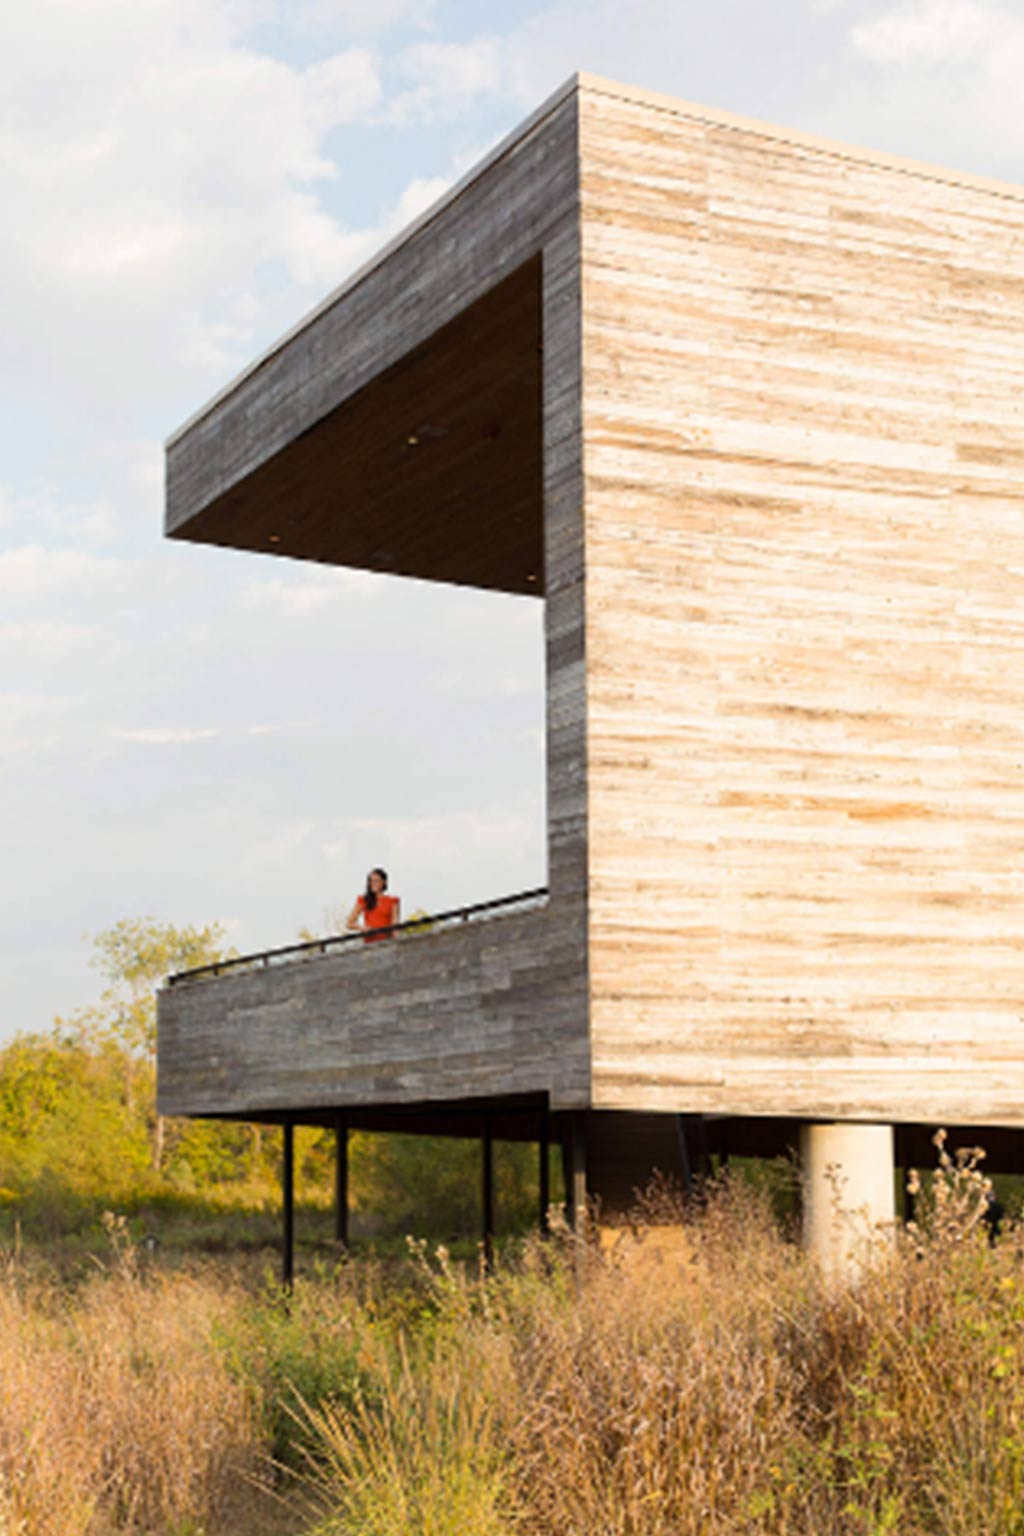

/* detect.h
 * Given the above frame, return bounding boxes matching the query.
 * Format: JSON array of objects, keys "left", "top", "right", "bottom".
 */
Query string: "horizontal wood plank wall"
[
  {"left": 579, "top": 84, "right": 1024, "bottom": 1125},
  {"left": 158, "top": 906, "right": 587, "bottom": 1117}
]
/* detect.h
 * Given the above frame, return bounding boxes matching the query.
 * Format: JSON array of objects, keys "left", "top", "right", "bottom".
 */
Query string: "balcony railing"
[{"left": 165, "top": 886, "right": 550, "bottom": 987}]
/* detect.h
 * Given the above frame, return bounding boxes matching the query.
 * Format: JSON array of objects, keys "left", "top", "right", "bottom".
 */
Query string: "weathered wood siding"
[
  {"left": 579, "top": 80, "right": 1024, "bottom": 1125},
  {"left": 158, "top": 907, "right": 588, "bottom": 1116},
  {"left": 160, "top": 84, "right": 591, "bottom": 1117}
]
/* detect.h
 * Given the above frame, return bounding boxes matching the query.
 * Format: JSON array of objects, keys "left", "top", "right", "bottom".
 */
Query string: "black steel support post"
[
  {"left": 691, "top": 1115, "right": 713, "bottom": 1185},
  {"left": 539, "top": 1109, "right": 551, "bottom": 1235},
  {"left": 482, "top": 1115, "right": 495, "bottom": 1271},
  {"left": 282, "top": 1119, "right": 295, "bottom": 1290},
  {"left": 675, "top": 1114, "right": 694, "bottom": 1196},
  {"left": 896, "top": 1126, "right": 915, "bottom": 1226},
  {"left": 334, "top": 1114, "right": 349, "bottom": 1247}
]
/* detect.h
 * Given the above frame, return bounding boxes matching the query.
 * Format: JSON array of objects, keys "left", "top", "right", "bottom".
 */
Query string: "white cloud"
[
  {"left": 0, "top": 691, "right": 74, "bottom": 762},
  {"left": 321, "top": 832, "right": 351, "bottom": 868},
  {"left": 0, "top": 0, "right": 384, "bottom": 420},
  {"left": 112, "top": 727, "right": 221, "bottom": 744},
  {"left": 244, "top": 569, "right": 386, "bottom": 615},
  {"left": 281, "top": 0, "right": 439, "bottom": 39},
  {"left": 389, "top": 38, "right": 506, "bottom": 123},
  {"left": 247, "top": 819, "right": 318, "bottom": 864},
  {"left": 350, "top": 806, "right": 542, "bottom": 867},
  {"left": 0, "top": 622, "right": 96, "bottom": 660},
  {"left": 848, "top": 0, "right": 1024, "bottom": 170},
  {"left": 434, "top": 667, "right": 536, "bottom": 698},
  {"left": 0, "top": 545, "right": 126, "bottom": 604},
  {"left": 52, "top": 505, "right": 117, "bottom": 547},
  {"left": 390, "top": 174, "right": 455, "bottom": 225},
  {"left": 852, "top": 0, "right": 1000, "bottom": 63},
  {"left": 0, "top": 692, "right": 69, "bottom": 727},
  {"left": 2, "top": 485, "right": 118, "bottom": 546}
]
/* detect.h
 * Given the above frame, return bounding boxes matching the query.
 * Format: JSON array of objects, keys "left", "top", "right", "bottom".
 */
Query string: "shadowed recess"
[{"left": 167, "top": 256, "right": 545, "bottom": 596}]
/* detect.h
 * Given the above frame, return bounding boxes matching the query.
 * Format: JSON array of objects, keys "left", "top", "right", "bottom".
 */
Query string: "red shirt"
[{"left": 358, "top": 894, "right": 399, "bottom": 941}]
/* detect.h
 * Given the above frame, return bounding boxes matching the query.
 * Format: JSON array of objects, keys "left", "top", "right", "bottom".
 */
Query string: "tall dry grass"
[
  {"left": 0, "top": 1221, "right": 265, "bottom": 1536},
  {"left": 299, "top": 1156, "right": 1024, "bottom": 1536},
  {"left": 3, "top": 1147, "right": 1023, "bottom": 1536}
]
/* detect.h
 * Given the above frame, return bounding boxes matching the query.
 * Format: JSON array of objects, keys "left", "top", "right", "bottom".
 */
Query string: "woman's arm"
[{"left": 345, "top": 901, "right": 362, "bottom": 931}]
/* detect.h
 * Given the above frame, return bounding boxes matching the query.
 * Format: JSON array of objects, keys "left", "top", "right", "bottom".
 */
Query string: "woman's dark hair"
[{"left": 364, "top": 867, "right": 388, "bottom": 913}]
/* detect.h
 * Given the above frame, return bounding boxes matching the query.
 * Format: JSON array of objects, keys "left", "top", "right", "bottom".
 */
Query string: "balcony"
[{"left": 157, "top": 888, "right": 590, "bottom": 1122}]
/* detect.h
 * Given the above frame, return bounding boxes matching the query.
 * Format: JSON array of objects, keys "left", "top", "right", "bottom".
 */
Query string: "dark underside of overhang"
[
  {"left": 168, "top": 257, "right": 545, "bottom": 596},
  {"left": 185, "top": 1102, "right": 1024, "bottom": 1174}
]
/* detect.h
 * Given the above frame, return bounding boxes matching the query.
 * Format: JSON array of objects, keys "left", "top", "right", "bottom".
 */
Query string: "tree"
[
  {"left": 0, "top": 1031, "right": 151, "bottom": 1212},
  {"left": 56, "top": 917, "right": 233, "bottom": 1170},
  {"left": 61, "top": 917, "right": 232, "bottom": 1057}
]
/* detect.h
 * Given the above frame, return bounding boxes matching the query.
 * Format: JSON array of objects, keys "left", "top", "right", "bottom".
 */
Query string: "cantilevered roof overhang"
[
  {"left": 164, "top": 76, "right": 583, "bottom": 597},
  {"left": 167, "top": 260, "right": 544, "bottom": 594}
]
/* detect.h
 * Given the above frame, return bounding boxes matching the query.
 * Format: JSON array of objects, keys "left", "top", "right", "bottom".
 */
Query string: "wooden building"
[{"left": 159, "top": 75, "right": 1024, "bottom": 1257}]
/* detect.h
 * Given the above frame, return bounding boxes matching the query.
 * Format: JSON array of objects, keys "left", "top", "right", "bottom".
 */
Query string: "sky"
[{"left": 4, "top": 0, "right": 1024, "bottom": 1042}]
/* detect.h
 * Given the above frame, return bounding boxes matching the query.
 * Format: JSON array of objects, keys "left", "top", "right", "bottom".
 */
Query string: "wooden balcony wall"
[
  {"left": 579, "top": 81, "right": 1024, "bottom": 1126},
  {"left": 157, "top": 906, "right": 590, "bottom": 1118}
]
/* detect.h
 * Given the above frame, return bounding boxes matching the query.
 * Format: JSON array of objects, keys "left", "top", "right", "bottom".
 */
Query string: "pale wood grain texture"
[{"left": 579, "top": 82, "right": 1024, "bottom": 1126}]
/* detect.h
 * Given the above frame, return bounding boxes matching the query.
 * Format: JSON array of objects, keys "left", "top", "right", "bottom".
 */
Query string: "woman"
[{"left": 346, "top": 867, "right": 401, "bottom": 943}]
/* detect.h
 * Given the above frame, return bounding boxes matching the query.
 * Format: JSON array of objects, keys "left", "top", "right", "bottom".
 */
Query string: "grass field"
[{"left": 3, "top": 1150, "right": 1024, "bottom": 1536}]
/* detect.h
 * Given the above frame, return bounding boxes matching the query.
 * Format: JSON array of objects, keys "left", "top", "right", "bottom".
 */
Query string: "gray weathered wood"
[{"left": 158, "top": 906, "right": 589, "bottom": 1115}]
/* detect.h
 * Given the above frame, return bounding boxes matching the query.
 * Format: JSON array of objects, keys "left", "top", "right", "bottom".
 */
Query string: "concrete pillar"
[{"left": 800, "top": 1122, "right": 895, "bottom": 1278}]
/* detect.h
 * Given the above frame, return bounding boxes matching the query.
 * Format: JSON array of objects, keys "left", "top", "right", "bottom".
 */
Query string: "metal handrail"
[{"left": 165, "top": 885, "right": 549, "bottom": 986}]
